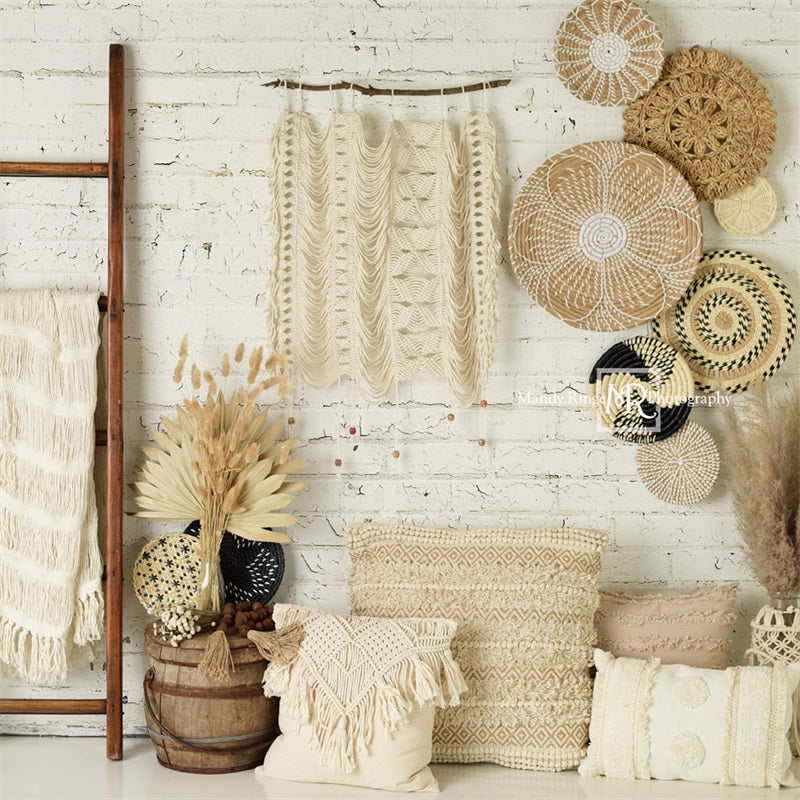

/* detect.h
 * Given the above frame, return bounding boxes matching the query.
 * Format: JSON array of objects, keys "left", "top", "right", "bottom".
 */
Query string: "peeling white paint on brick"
[{"left": 0, "top": 0, "right": 797, "bottom": 735}]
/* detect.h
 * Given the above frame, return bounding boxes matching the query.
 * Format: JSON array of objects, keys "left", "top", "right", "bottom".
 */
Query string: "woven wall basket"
[
  {"left": 713, "top": 177, "right": 777, "bottom": 237},
  {"left": 589, "top": 336, "right": 693, "bottom": 444},
  {"left": 133, "top": 533, "right": 200, "bottom": 615},
  {"left": 184, "top": 521, "right": 285, "bottom": 605},
  {"left": 652, "top": 249, "right": 797, "bottom": 394},
  {"left": 636, "top": 421, "right": 720, "bottom": 504},
  {"left": 554, "top": 0, "right": 663, "bottom": 106},
  {"left": 624, "top": 47, "right": 777, "bottom": 202},
  {"left": 508, "top": 141, "right": 702, "bottom": 331}
]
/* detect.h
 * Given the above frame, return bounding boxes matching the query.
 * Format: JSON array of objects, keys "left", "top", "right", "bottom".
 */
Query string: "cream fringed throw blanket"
[
  {"left": 270, "top": 111, "right": 500, "bottom": 405},
  {"left": 0, "top": 291, "right": 103, "bottom": 685}
]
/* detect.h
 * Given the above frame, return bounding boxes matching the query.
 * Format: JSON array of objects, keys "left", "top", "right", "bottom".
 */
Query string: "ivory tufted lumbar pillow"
[
  {"left": 579, "top": 649, "right": 800, "bottom": 788},
  {"left": 596, "top": 584, "right": 738, "bottom": 668},
  {"left": 256, "top": 604, "right": 466, "bottom": 793}
]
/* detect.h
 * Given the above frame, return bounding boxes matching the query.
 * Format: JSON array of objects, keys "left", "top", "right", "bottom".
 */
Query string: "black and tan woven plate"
[
  {"left": 589, "top": 335, "right": 693, "bottom": 443},
  {"left": 652, "top": 249, "right": 797, "bottom": 394}
]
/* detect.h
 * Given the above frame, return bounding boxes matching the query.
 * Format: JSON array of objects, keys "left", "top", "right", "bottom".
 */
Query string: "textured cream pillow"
[
  {"left": 596, "top": 584, "right": 738, "bottom": 668},
  {"left": 580, "top": 649, "right": 800, "bottom": 788},
  {"left": 348, "top": 523, "right": 608, "bottom": 770},
  {"left": 256, "top": 604, "right": 466, "bottom": 793}
]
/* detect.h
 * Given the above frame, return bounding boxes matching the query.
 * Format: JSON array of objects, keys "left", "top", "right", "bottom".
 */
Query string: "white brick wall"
[{"left": 0, "top": 0, "right": 797, "bottom": 735}]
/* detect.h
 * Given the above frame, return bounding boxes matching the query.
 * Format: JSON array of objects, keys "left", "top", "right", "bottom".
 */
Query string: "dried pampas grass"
[
  {"left": 724, "top": 381, "right": 800, "bottom": 596},
  {"left": 132, "top": 342, "right": 306, "bottom": 611}
]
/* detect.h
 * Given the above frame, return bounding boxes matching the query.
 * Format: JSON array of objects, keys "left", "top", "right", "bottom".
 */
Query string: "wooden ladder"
[{"left": 0, "top": 42, "right": 125, "bottom": 761}]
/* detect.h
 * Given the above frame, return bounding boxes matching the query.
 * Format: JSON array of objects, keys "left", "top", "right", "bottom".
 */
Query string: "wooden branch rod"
[
  {"left": 0, "top": 162, "right": 108, "bottom": 178},
  {"left": 0, "top": 699, "right": 107, "bottom": 715},
  {"left": 261, "top": 78, "right": 510, "bottom": 96}
]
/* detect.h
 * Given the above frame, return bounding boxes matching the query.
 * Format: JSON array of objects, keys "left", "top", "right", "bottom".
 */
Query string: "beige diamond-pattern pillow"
[{"left": 348, "top": 523, "right": 608, "bottom": 770}]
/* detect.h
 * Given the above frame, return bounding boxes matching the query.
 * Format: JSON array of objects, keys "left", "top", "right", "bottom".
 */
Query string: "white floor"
[{"left": 0, "top": 737, "right": 792, "bottom": 800}]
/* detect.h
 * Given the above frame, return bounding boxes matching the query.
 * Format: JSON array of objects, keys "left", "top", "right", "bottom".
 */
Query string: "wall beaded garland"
[
  {"left": 508, "top": 141, "right": 702, "bottom": 331},
  {"left": 554, "top": 0, "right": 664, "bottom": 106}
]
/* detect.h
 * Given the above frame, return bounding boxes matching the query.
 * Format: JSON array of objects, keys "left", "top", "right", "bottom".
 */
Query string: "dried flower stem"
[{"left": 724, "top": 381, "right": 800, "bottom": 596}]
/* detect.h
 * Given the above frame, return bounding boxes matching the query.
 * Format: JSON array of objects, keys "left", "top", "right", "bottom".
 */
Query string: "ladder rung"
[
  {"left": 0, "top": 161, "right": 109, "bottom": 178},
  {"left": 0, "top": 698, "right": 107, "bottom": 714}
]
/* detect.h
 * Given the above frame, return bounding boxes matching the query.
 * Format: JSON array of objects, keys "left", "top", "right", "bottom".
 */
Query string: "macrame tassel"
[
  {"left": 439, "top": 648, "right": 469, "bottom": 705},
  {"left": 322, "top": 717, "right": 355, "bottom": 773},
  {"left": 197, "top": 630, "right": 234, "bottom": 682},
  {"left": 247, "top": 621, "right": 304, "bottom": 665}
]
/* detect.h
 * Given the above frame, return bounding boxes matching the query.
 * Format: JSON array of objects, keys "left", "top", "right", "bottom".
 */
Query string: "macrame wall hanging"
[{"left": 267, "top": 81, "right": 503, "bottom": 410}]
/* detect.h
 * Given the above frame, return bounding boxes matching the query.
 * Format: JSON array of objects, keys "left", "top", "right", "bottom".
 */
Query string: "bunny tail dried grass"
[{"left": 724, "top": 381, "right": 800, "bottom": 596}]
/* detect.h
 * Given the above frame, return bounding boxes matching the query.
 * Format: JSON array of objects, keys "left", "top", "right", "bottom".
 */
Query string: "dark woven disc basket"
[{"left": 183, "top": 521, "right": 285, "bottom": 605}]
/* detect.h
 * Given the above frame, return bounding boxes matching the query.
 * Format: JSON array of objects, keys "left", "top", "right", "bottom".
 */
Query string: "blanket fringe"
[
  {"left": 73, "top": 586, "right": 105, "bottom": 647},
  {"left": 0, "top": 616, "right": 70, "bottom": 686}
]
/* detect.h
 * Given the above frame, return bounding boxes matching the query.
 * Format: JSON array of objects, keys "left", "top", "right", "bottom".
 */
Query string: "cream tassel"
[{"left": 247, "top": 621, "right": 304, "bottom": 665}]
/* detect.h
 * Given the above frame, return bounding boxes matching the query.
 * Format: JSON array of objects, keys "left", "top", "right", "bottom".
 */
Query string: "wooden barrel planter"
[{"left": 143, "top": 624, "right": 279, "bottom": 773}]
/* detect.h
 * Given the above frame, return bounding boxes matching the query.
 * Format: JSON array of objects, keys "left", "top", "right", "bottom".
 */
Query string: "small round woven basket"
[
  {"left": 624, "top": 47, "right": 776, "bottom": 201},
  {"left": 589, "top": 335, "right": 693, "bottom": 444},
  {"left": 133, "top": 533, "right": 201, "bottom": 615},
  {"left": 636, "top": 421, "right": 720, "bottom": 504},
  {"left": 652, "top": 249, "right": 797, "bottom": 394},
  {"left": 509, "top": 141, "right": 702, "bottom": 331},
  {"left": 713, "top": 177, "right": 777, "bottom": 237},
  {"left": 554, "top": 0, "right": 664, "bottom": 106}
]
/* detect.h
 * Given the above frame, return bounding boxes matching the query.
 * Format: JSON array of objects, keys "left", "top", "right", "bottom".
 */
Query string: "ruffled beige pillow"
[
  {"left": 596, "top": 584, "right": 738, "bottom": 668},
  {"left": 256, "top": 604, "right": 466, "bottom": 793}
]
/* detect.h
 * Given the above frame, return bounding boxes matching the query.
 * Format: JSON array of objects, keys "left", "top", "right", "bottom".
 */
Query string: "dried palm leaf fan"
[{"left": 132, "top": 339, "right": 307, "bottom": 679}]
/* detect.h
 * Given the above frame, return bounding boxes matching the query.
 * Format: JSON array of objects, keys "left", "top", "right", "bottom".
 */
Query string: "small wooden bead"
[
  {"left": 392, "top": 450, "right": 400, "bottom": 459},
  {"left": 335, "top": 458, "right": 342, "bottom": 467},
  {"left": 447, "top": 413, "right": 455, "bottom": 421},
  {"left": 479, "top": 399, "right": 488, "bottom": 408},
  {"left": 349, "top": 426, "right": 357, "bottom": 435},
  {"left": 477, "top": 438, "right": 486, "bottom": 447},
  {"left": 287, "top": 416, "right": 296, "bottom": 425}
]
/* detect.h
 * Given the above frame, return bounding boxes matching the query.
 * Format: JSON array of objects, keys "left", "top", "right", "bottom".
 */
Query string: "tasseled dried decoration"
[
  {"left": 197, "top": 629, "right": 234, "bottom": 682},
  {"left": 247, "top": 621, "right": 304, "bottom": 666}
]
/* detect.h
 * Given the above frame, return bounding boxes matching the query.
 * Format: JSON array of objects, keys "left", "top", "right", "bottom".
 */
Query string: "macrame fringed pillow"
[
  {"left": 256, "top": 604, "right": 466, "bottom": 793},
  {"left": 348, "top": 523, "right": 608, "bottom": 771},
  {"left": 270, "top": 111, "right": 500, "bottom": 405},
  {"left": 580, "top": 650, "right": 800, "bottom": 788}
]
